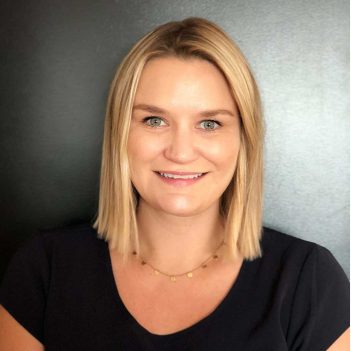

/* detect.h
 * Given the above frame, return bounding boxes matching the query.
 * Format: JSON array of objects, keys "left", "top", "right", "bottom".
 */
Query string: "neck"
[{"left": 135, "top": 200, "right": 225, "bottom": 274}]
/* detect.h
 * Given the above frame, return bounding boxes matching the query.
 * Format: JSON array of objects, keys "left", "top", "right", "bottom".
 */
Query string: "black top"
[{"left": 0, "top": 224, "right": 349, "bottom": 351}]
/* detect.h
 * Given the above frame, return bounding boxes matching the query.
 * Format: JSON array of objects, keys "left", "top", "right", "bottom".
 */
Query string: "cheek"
[
  {"left": 204, "top": 135, "right": 240, "bottom": 170},
  {"left": 127, "top": 131, "right": 163, "bottom": 172}
]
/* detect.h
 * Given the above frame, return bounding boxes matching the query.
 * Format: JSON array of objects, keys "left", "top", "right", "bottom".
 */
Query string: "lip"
[
  {"left": 154, "top": 171, "right": 207, "bottom": 187},
  {"left": 156, "top": 171, "right": 206, "bottom": 175}
]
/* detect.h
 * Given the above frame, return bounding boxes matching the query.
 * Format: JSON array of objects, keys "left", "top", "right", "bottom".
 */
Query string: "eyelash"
[{"left": 142, "top": 116, "right": 222, "bottom": 131}]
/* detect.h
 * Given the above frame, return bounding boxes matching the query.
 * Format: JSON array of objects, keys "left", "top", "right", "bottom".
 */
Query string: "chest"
[{"left": 110, "top": 255, "right": 243, "bottom": 335}]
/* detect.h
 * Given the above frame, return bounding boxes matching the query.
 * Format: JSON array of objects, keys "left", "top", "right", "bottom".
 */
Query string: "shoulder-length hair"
[{"left": 93, "top": 17, "right": 264, "bottom": 263}]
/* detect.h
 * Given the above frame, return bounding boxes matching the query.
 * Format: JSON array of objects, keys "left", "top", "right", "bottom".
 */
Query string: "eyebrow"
[{"left": 132, "top": 103, "right": 236, "bottom": 117}]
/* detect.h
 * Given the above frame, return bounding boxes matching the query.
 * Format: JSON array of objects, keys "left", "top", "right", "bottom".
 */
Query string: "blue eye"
[
  {"left": 200, "top": 120, "right": 221, "bottom": 130},
  {"left": 143, "top": 116, "right": 166, "bottom": 127}
]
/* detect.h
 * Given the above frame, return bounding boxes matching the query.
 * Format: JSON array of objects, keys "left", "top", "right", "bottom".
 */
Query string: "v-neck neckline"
[{"left": 103, "top": 240, "right": 250, "bottom": 339}]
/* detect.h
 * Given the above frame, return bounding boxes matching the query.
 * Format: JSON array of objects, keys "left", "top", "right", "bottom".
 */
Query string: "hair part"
[{"left": 93, "top": 17, "right": 264, "bottom": 264}]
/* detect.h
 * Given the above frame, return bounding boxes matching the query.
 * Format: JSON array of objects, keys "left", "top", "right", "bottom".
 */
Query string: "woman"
[{"left": 0, "top": 17, "right": 349, "bottom": 350}]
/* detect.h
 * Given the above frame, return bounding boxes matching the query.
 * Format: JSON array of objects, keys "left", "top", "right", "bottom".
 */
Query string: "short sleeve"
[
  {"left": 0, "top": 233, "right": 50, "bottom": 343},
  {"left": 287, "top": 244, "right": 350, "bottom": 351}
]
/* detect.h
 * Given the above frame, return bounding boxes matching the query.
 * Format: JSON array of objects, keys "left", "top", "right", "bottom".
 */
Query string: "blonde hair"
[{"left": 93, "top": 17, "right": 264, "bottom": 263}]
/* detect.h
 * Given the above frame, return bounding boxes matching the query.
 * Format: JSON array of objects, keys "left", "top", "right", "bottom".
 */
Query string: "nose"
[{"left": 163, "top": 126, "right": 198, "bottom": 163}]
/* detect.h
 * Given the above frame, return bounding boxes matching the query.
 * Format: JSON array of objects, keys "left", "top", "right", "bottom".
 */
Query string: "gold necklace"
[{"left": 132, "top": 240, "right": 225, "bottom": 282}]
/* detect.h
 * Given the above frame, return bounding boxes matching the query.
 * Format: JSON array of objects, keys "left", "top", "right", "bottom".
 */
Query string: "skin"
[{"left": 127, "top": 56, "right": 241, "bottom": 272}]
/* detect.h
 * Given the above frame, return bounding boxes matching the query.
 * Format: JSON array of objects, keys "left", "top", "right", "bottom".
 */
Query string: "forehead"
[{"left": 134, "top": 56, "right": 236, "bottom": 112}]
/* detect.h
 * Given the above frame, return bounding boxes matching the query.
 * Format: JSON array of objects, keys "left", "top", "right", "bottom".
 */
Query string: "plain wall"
[{"left": 0, "top": 0, "right": 349, "bottom": 278}]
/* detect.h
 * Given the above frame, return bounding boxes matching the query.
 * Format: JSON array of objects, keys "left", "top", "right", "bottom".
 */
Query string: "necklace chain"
[{"left": 132, "top": 240, "right": 225, "bottom": 282}]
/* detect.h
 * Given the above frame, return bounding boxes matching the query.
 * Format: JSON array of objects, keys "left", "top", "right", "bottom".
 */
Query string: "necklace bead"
[{"left": 133, "top": 240, "right": 225, "bottom": 282}]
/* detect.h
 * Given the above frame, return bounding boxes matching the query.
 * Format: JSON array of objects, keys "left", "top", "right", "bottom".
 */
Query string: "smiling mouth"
[
  {"left": 157, "top": 172, "right": 205, "bottom": 179},
  {"left": 153, "top": 171, "right": 207, "bottom": 187}
]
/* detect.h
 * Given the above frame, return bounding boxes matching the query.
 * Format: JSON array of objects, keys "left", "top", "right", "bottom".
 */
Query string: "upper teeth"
[{"left": 159, "top": 172, "right": 203, "bottom": 179}]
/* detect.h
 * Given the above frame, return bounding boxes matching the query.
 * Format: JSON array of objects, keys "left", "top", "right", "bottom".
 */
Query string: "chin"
[{"left": 156, "top": 200, "right": 205, "bottom": 217}]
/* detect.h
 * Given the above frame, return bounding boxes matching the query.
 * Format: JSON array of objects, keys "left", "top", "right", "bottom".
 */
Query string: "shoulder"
[
  {"left": 37, "top": 222, "right": 104, "bottom": 251},
  {"left": 261, "top": 226, "right": 317, "bottom": 253},
  {"left": 258, "top": 227, "right": 349, "bottom": 291},
  {"left": 260, "top": 226, "right": 330, "bottom": 264},
  {"left": 259, "top": 227, "right": 349, "bottom": 297},
  {"left": 5, "top": 222, "right": 106, "bottom": 273},
  {"left": 1, "top": 222, "right": 107, "bottom": 302}
]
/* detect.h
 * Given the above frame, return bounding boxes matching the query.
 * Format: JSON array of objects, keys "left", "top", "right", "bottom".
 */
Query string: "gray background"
[{"left": 0, "top": 0, "right": 349, "bottom": 278}]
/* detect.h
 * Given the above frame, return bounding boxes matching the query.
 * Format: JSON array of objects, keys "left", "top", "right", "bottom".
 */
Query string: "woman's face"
[{"left": 127, "top": 56, "right": 241, "bottom": 217}]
